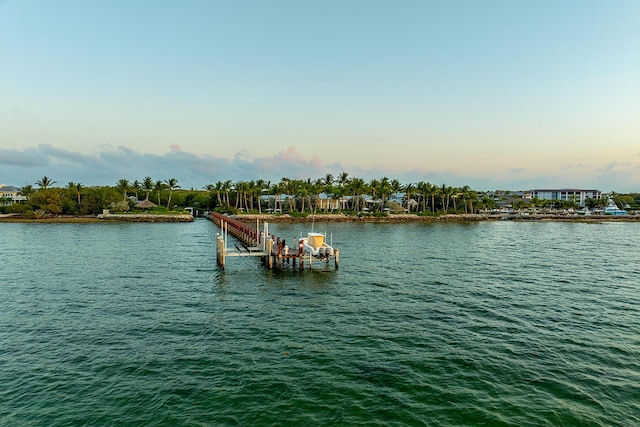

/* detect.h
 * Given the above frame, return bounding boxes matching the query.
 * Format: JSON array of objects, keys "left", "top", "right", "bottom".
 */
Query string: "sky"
[{"left": 1, "top": 0, "right": 639, "bottom": 192}]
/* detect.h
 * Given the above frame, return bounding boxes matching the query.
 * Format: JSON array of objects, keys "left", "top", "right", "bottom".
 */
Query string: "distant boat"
[{"left": 603, "top": 200, "right": 628, "bottom": 215}]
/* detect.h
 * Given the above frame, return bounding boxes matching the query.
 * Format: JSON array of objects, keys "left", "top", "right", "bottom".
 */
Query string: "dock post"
[
  {"left": 276, "top": 238, "right": 283, "bottom": 269},
  {"left": 298, "top": 239, "right": 304, "bottom": 271},
  {"left": 267, "top": 238, "right": 274, "bottom": 269},
  {"left": 216, "top": 233, "right": 220, "bottom": 267},
  {"left": 334, "top": 248, "right": 339, "bottom": 269},
  {"left": 216, "top": 234, "right": 226, "bottom": 270}
]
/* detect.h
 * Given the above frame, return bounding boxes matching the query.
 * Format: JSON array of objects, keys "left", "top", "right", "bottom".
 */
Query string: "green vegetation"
[
  {"left": 1, "top": 174, "right": 637, "bottom": 216},
  {"left": 2, "top": 176, "right": 201, "bottom": 216},
  {"left": 610, "top": 192, "right": 640, "bottom": 211},
  {"left": 199, "top": 176, "right": 483, "bottom": 215}
]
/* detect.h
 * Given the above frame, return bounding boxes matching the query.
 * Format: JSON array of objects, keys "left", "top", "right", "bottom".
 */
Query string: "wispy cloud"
[
  {"left": 0, "top": 146, "right": 49, "bottom": 167},
  {"left": 0, "top": 144, "right": 341, "bottom": 189},
  {"left": 1, "top": 144, "right": 638, "bottom": 192}
]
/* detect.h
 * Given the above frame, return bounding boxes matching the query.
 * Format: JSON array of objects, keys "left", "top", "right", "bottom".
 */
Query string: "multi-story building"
[
  {"left": 0, "top": 185, "right": 27, "bottom": 206},
  {"left": 528, "top": 189, "right": 601, "bottom": 207}
]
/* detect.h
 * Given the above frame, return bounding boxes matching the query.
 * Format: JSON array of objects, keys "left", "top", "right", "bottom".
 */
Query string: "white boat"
[
  {"left": 300, "top": 232, "right": 334, "bottom": 259},
  {"left": 603, "top": 200, "right": 628, "bottom": 215}
]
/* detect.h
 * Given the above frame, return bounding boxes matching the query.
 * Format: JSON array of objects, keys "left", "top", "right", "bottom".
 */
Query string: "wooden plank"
[{"left": 225, "top": 251, "right": 268, "bottom": 257}]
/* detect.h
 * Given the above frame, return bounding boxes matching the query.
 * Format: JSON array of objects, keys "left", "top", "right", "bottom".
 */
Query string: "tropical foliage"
[{"left": 2, "top": 174, "right": 635, "bottom": 216}]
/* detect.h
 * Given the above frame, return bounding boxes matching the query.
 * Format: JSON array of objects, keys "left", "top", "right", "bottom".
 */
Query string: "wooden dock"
[{"left": 206, "top": 212, "right": 339, "bottom": 271}]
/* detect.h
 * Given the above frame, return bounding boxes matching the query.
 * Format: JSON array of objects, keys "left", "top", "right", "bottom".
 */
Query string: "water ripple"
[{"left": 1, "top": 221, "right": 639, "bottom": 425}]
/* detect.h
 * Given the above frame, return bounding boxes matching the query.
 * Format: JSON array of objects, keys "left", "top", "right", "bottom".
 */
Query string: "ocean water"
[{"left": 1, "top": 219, "right": 639, "bottom": 426}]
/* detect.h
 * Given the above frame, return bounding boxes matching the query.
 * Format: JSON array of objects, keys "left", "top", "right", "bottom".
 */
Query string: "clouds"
[
  {"left": 0, "top": 146, "right": 49, "bottom": 167},
  {"left": 1, "top": 144, "right": 639, "bottom": 193},
  {"left": 0, "top": 144, "right": 343, "bottom": 189}
]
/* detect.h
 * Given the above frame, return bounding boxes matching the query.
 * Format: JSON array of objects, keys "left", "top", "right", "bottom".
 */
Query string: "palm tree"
[
  {"left": 262, "top": 180, "right": 274, "bottom": 212},
  {"left": 390, "top": 179, "right": 402, "bottom": 209},
  {"left": 324, "top": 173, "right": 334, "bottom": 187},
  {"left": 36, "top": 176, "right": 57, "bottom": 189},
  {"left": 461, "top": 185, "right": 478, "bottom": 213},
  {"left": 116, "top": 178, "right": 129, "bottom": 202},
  {"left": 272, "top": 182, "right": 284, "bottom": 212},
  {"left": 451, "top": 188, "right": 461, "bottom": 212},
  {"left": 324, "top": 174, "right": 334, "bottom": 200},
  {"left": 19, "top": 184, "right": 35, "bottom": 200},
  {"left": 338, "top": 172, "right": 350, "bottom": 188},
  {"left": 165, "top": 178, "right": 180, "bottom": 208},
  {"left": 332, "top": 184, "right": 345, "bottom": 212},
  {"left": 416, "top": 181, "right": 436, "bottom": 212},
  {"left": 368, "top": 178, "right": 380, "bottom": 207},
  {"left": 481, "top": 195, "right": 498, "bottom": 211},
  {"left": 426, "top": 182, "right": 439, "bottom": 212},
  {"left": 350, "top": 177, "right": 366, "bottom": 212},
  {"left": 233, "top": 181, "right": 244, "bottom": 210},
  {"left": 440, "top": 184, "right": 455, "bottom": 212},
  {"left": 278, "top": 177, "right": 293, "bottom": 212},
  {"left": 132, "top": 180, "right": 142, "bottom": 201},
  {"left": 154, "top": 180, "right": 165, "bottom": 205},
  {"left": 240, "top": 181, "right": 250, "bottom": 211},
  {"left": 142, "top": 176, "right": 154, "bottom": 201},
  {"left": 277, "top": 178, "right": 291, "bottom": 212},
  {"left": 415, "top": 181, "right": 426, "bottom": 212},
  {"left": 68, "top": 181, "right": 83, "bottom": 208},
  {"left": 247, "top": 180, "right": 258, "bottom": 211},
  {"left": 380, "top": 177, "right": 392, "bottom": 210},
  {"left": 214, "top": 181, "right": 225, "bottom": 206},
  {"left": 404, "top": 183, "right": 415, "bottom": 212},
  {"left": 297, "top": 181, "right": 310, "bottom": 213},
  {"left": 255, "top": 179, "right": 268, "bottom": 214},
  {"left": 222, "top": 180, "right": 233, "bottom": 207}
]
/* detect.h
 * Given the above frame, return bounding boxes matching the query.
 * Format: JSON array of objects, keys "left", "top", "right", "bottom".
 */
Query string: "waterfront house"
[
  {"left": 0, "top": 185, "right": 27, "bottom": 206},
  {"left": 528, "top": 189, "right": 602, "bottom": 207},
  {"left": 316, "top": 196, "right": 349, "bottom": 212}
]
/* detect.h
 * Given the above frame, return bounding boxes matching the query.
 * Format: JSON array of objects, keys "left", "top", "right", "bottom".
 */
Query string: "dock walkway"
[{"left": 206, "top": 212, "right": 339, "bottom": 270}]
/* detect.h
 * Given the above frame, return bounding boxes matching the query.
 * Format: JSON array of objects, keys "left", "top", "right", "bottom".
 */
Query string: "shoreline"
[
  {"left": 1, "top": 212, "right": 638, "bottom": 224},
  {"left": 233, "top": 213, "right": 640, "bottom": 223},
  {"left": 0, "top": 213, "right": 194, "bottom": 223}
]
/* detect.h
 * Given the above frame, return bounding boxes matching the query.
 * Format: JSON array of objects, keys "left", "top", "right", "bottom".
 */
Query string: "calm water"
[{"left": 1, "top": 219, "right": 639, "bottom": 426}]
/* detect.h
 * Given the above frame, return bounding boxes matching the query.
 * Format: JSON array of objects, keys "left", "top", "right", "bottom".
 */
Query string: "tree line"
[
  {"left": 2, "top": 173, "right": 637, "bottom": 216},
  {"left": 2, "top": 176, "right": 186, "bottom": 217},
  {"left": 201, "top": 175, "right": 482, "bottom": 215}
]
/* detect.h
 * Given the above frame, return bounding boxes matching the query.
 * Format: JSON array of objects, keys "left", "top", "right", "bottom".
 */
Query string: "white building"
[
  {"left": 0, "top": 185, "right": 27, "bottom": 206},
  {"left": 528, "top": 189, "right": 601, "bottom": 207}
]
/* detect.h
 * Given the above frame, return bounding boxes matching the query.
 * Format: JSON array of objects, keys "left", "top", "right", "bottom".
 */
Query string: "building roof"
[
  {"left": 530, "top": 189, "right": 600, "bottom": 192},
  {"left": 135, "top": 199, "right": 158, "bottom": 209}
]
